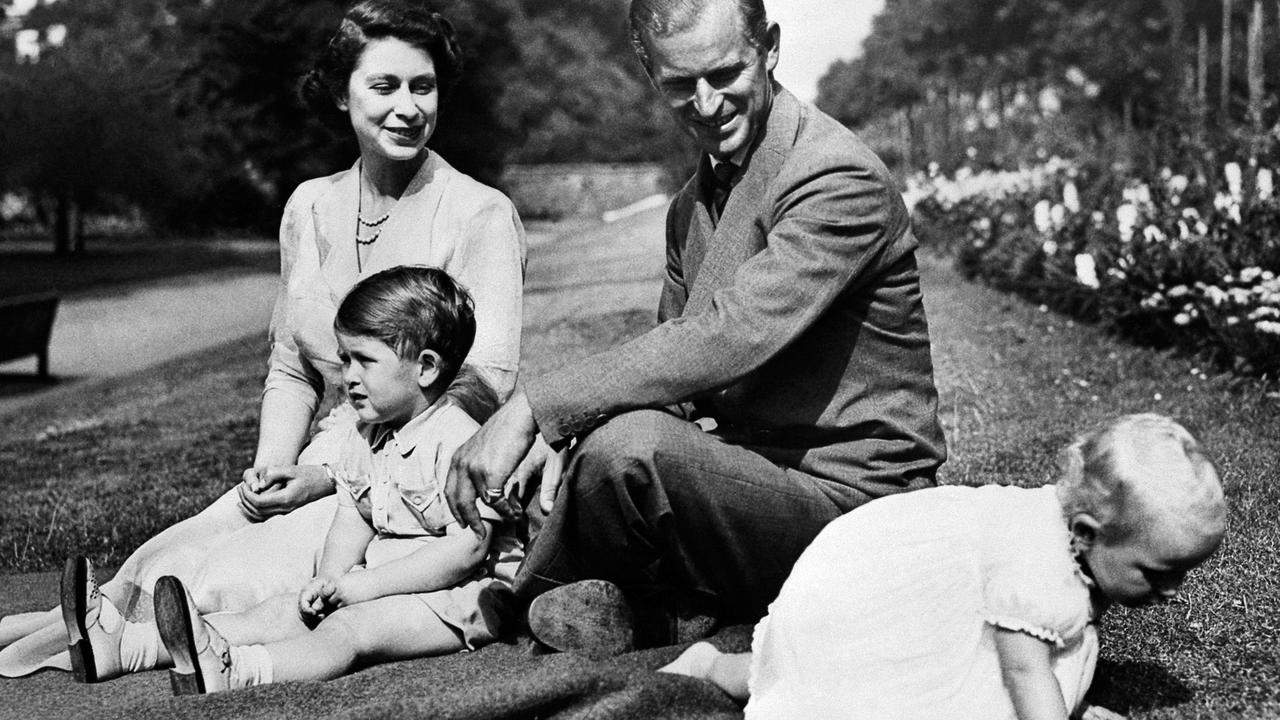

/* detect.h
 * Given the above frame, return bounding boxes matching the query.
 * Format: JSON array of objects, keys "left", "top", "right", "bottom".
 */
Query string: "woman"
[{"left": 0, "top": 0, "right": 525, "bottom": 679}]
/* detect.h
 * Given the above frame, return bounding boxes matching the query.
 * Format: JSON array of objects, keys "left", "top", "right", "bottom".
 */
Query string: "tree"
[{"left": 2, "top": 0, "right": 194, "bottom": 252}]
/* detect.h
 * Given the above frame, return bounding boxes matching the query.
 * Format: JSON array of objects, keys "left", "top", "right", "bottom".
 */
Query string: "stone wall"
[{"left": 502, "top": 162, "right": 672, "bottom": 220}]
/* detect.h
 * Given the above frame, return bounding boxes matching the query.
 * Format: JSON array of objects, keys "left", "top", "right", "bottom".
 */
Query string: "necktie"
[{"left": 711, "top": 162, "right": 737, "bottom": 222}]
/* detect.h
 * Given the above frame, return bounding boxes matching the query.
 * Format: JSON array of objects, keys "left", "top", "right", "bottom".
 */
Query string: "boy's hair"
[
  {"left": 1057, "top": 413, "right": 1225, "bottom": 541},
  {"left": 334, "top": 266, "right": 475, "bottom": 390}
]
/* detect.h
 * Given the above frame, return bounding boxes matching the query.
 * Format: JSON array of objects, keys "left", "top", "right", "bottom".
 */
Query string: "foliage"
[
  {"left": 0, "top": 0, "right": 684, "bottom": 240},
  {"left": 0, "top": 0, "right": 196, "bottom": 249},
  {"left": 912, "top": 158, "right": 1280, "bottom": 378}
]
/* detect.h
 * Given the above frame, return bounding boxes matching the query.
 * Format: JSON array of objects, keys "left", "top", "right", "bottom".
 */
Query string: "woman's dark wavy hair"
[{"left": 300, "top": 0, "right": 463, "bottom": 118}]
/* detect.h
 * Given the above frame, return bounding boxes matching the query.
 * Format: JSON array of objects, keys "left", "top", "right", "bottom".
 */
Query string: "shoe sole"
[
  {"left": 59, "top": 557, "right": 95, "bottom": 683},
  {"left": 153, "top": 576, "right": 205, "bottom": 695},
  {"left": 527, "top": 579, "right": 635, "bottom": 658}
]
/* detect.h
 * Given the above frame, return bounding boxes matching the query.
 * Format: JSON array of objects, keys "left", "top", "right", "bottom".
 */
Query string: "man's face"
[{"left": 643, "top": 1, "right": 779, "bottom": 162}]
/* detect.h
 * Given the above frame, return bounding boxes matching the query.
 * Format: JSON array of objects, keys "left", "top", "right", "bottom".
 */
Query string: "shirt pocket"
[{"left": 395, "top": 483, "right": 450, "bottom": 535}]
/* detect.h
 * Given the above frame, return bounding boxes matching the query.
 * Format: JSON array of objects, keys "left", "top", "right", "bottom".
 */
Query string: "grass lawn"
[
  {"left": 0, "top": 235, "right": 278, "bottom": 298},
  {"left": 0, "top": 254, "right": 1275, "bottom": 717}
]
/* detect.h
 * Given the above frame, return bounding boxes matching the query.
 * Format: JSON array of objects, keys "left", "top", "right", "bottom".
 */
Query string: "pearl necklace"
[{"left": 355, "top": 160, "right": 392, "bottom": 272}]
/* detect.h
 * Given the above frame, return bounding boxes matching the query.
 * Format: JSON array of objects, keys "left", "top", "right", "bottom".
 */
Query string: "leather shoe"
[
  {"left": 60, "top": 556, "right": 124, "bottom": 683},
  {"left": 154, "top": 575, "right": 233, "bottom": 695},
  {"left": 527, "top": 579, "right": 636, "bottom": 658}
]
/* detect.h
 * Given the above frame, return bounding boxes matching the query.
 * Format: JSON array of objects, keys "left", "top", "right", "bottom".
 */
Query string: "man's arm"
[{"left": 527, "top": 161, "right": 909, "bottom": 445}]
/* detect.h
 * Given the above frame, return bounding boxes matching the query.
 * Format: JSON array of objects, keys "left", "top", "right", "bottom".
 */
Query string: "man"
[{"left": 446, "top": 0, "right": 946, "bottom": 655}]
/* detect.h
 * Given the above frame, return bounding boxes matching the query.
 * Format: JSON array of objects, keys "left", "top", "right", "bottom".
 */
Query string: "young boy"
[{"left": 63, "top": 266, "right": 518, "bottom": 692}]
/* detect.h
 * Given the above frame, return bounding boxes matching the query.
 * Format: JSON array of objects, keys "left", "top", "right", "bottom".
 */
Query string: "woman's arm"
[
  {"left": 330, "top": 520, "right": 494, "bottom": 606},
  {"left": 995, "top": 628, "right": 1070, "bottom": 720}
]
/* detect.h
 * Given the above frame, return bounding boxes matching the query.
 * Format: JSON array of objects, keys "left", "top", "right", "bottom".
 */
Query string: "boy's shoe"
[
  {"left": 60, "top": 557, "right": 124, "bottom": 683},
  {"left": 153, "top": 575, "right": 233, "bottom": 695}
]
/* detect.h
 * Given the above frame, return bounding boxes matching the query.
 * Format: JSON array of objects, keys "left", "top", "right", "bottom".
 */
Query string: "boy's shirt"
[{"left": 331, "top": 398, "right": 503, "bottom": 536}]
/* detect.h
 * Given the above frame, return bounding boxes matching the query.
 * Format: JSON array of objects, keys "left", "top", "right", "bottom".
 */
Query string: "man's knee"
[{"left": 567, "top": 409, "right": 680, "bottom": 495}]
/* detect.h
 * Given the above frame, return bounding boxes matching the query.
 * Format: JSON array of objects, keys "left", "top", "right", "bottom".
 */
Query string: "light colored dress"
[
  {"left": 0, "top": 152, "right": 526, "bottom": 676},
  {"left": 328, "top": 398, "right": 520, "bottom": 650},
  {"left": 746, "top": 484, "right": 1099, "bottom": 720}
]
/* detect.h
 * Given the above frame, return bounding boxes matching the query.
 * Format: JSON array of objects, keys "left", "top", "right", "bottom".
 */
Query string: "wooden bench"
[{"left": 0, "top": 291, "right": 60, "bottom": 377}]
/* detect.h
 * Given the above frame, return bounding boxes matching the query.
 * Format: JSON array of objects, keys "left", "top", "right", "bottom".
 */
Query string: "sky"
[{"left": 769, "top": 0, "right": 885, "bottom": 102}]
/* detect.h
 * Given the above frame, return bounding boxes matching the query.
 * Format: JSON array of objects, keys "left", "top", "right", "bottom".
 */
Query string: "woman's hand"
[{"left": 238, "top": 465, "right": 334, "bottom": 521}]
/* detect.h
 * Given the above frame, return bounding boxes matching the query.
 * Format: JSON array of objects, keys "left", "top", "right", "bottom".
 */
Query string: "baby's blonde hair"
[{"left": 1057, "top": 413, "right": 1225, "bottom": 541}]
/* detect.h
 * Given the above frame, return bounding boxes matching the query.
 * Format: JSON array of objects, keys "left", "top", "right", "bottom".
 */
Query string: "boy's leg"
[
  {"left": 264, "top": 595, "right": 464, "bottom": 683},
  {"left": 204, "top": 593, "right": 309, "bottom": 646}
]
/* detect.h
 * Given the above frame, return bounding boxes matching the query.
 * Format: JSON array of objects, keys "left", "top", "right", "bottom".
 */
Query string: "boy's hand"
[
  {"left": 238, "top": 465, "right": 333, "bottom": 521},
  {"left": 298, "top": 576, "right": 338, "bottom": 620}
]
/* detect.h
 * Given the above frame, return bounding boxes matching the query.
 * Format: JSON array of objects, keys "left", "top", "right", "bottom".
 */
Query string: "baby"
[{"left": 661, "top": 414, "right": 1226, "bottom": 720}]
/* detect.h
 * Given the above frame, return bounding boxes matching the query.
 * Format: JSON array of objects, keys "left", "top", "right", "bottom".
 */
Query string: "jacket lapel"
[{"left": 684, "top": 86, "right": 801, "bottom": 316}]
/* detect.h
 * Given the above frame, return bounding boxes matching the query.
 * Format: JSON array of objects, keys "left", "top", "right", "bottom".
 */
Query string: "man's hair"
[
  {"left": 1056, "top": 413, "right": 1225, "bottom": 541},
  {"left": 334, "top": 265, "right": 475, "bottom": 391},
  {"left": 628, "top": 0, "right": 769, "bottom": 72},
  {"left": 300, "top": 0, "right": 463, "bottom": 118}
]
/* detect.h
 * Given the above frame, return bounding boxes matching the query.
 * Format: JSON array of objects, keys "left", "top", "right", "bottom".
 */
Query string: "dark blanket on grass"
[{"left": 0, "top": 568, "right": 749, "bottom": 720}]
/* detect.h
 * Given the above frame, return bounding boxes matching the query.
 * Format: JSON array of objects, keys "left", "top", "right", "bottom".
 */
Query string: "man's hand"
[
  {"left": 504, "top": 437, "right": 568, "bottom": 514},
  {"left": 446, "top": 389, "right": 540, "bottom": 536},
  {"left": 238, "top": 465, "right": 332, "bottom": 521}
]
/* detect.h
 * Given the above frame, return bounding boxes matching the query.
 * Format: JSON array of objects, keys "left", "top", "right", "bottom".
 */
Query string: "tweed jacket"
[{"left": 524, "top": 88, "right": 946, "bottom": 497}]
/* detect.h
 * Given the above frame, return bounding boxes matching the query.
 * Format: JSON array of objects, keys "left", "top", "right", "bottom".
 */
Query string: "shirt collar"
[{"left": 366, "top": 396, "right": 449, "bottom": 457}]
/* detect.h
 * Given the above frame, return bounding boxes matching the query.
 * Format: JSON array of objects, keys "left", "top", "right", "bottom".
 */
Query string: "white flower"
[
  {"left": 1142, "top": 225, "right": 1166, "bottom": 243},
  {"left": 1167, "top": 285, "right": 1190, "bottom": 298},
  {"left": 1202, "top": 285, "right": 1229, "bottom": 306},
  {"left": 1226, "top": 316, "right": 1240, "bottom": 326},
  {"left": 1247, "top": 306, "right": 1280, "bottom": 320},
  {"left": 1091, "top": 210, "right": 1106, "bottom": 225},
  {"left": 1034, "top": 200, "right": 1052, "bottom": 233},
  {"left": 1050, "top": 204, "right": 1066, "bottom": 229},
  {"left": 928, "top": 161, "right": 940, "bottom": 178},
  {"left": 1259, "top": 169, "right": 1274, "bottom": 200},
  {"left": 1178, "top": 220, "right": 1192, "bottom": 240},
  {"left": 1116, "top": 203, "right": 1138, "bottom": 241},
  {"left": 1062, "top": 181, "right": 1081, "bottom": 213},
  {"left": 1043, "top": 240, "right": 1059, "bottom": 256},
  {"left": 1075, "top": 253, "right": 1100, "bottom": 289},
  {"left": 966, "top": 146, "right": 978, "bottom": 159},
  {"left": 1107, "top": 268, "right": 1127, "bottom": 280},
  {"left": 1240, "top": 266, "right": 1264, "bottom": 283},
  {"left": 1225, "top": 162, "right": 1243, "bottom": 201},
  {"left": 1169, "top": 174, "right": 1189, "bottom": 194},
  {"left": 1182, "top": 208, "right": 1201, "bottom": 220},
  {"left": 1256, "top": 320, "right": 1280, "bottom": 335},
  {"left": 1174, "top": 312, "right": 1193, "bottom": 326}
]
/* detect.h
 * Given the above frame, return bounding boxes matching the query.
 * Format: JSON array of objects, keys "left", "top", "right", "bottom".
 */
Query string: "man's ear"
[
  {"left": 763, "top": 21, "right": 780, "bottom": 74},
  {"left": 1069, "top": 512, "right": 1103, "bottom": 553},
  {"left": 416, "top": 349, "right": 443, "bottom": 390},
  {"left": 335, "top": 92, "right": 349, "bottom": 112}
]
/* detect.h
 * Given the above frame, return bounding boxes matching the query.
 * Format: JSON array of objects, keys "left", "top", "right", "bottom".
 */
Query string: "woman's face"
[{"left": 340, "top": 36, "right": 438, "bottom": 164}]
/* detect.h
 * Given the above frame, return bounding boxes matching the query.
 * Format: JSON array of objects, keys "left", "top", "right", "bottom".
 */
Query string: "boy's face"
[
  {"left": 1081, "top": 508, "right": 1221, "bottom": 608},
  {"left": 337, "top": 332, "right": 431, "bottom": 426}
]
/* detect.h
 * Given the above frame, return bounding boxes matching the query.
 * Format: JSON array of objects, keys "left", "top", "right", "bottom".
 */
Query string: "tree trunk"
[
  {"left": 52, "top": 187, "right": 71, "bottom": 256},
  {"left": 1221, "top": 0, "right": 1234, "bottom": 120},
  {"left": 73, "top": 198, "right": 87, "bottom": 254},
  {"left": 1247, "top": 0, "right": 1264, "bottom": 131}
]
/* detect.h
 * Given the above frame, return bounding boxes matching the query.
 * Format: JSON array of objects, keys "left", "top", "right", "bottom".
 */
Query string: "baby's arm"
[
  {"left": 331, "top": 520, "right": 494, "bottom": 605},
  {"left": 995, "top": 628, "right": 1070, "bottom": 720}
]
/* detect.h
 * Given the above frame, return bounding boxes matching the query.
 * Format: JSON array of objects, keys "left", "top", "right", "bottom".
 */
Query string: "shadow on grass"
[
  {"left": 0, "top": 373, "right": 70, "bottom": 399},
  {"left": 1087, "top": 658, "right": 1194, "bottom": 714}
]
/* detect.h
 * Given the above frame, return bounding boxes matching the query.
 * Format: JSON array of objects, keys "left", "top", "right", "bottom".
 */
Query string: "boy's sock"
[{"left": 229, "top": 644, "right": 273, "bottom": 688}]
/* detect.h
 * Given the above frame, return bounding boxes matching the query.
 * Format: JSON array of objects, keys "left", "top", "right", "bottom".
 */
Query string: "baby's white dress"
[{"left": 747, "top": 484, "right": 1098, "bottom": 720}]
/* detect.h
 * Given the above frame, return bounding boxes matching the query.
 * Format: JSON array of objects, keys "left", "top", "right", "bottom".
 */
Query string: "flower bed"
[{"left": 910, "top": 160, "right": 1280, "bottom": 378}]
